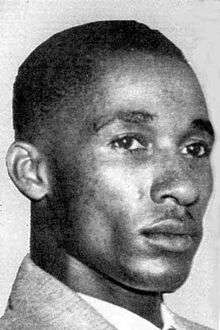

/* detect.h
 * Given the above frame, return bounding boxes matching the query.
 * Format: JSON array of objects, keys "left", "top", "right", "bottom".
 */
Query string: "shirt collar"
[{"left": 79, "top": 292, "right": 176, "bottom": 330}]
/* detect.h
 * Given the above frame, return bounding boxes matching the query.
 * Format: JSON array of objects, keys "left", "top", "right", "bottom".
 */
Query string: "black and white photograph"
[{"left": 0, "top": 1, "right": 219, "bottom": 329}]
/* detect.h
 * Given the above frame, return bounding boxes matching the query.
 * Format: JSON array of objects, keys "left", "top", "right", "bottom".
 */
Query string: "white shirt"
[{"left": 79, "top": 293, "right": 176, "bottom": 330}]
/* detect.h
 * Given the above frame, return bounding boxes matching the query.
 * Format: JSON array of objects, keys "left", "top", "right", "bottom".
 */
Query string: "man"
[{"left": 0, "top": 20, "right": 215, "bottom": 329}]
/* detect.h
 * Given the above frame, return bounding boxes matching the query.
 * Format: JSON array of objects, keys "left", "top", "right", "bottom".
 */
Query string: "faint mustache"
[
  {"left": 149, "top": 207, "right": 194, "bottom": 223},
  {"left": 160, "top": 208, "right": 194, "bottom": 222}
]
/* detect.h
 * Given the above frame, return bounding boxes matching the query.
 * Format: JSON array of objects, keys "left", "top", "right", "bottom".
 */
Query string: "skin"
[{"left": 45, "top": 53, "right": 214, "bottom": 327}]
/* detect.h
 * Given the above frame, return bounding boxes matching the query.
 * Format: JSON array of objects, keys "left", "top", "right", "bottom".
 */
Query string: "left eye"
[
  {"left": 111, "top": 136, "right": 145, "bottom": 151},
  {"left": 181, "top": 142, "right": 209, "bottom": 158}
]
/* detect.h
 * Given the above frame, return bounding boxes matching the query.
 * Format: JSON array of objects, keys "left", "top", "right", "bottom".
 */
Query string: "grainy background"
[{"left": 0, "top": 1, "right": 219, "bottom": 328}]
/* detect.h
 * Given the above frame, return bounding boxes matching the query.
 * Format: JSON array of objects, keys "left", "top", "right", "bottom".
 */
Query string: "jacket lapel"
[{"left": 3, "top": 256, "right": 116, "bottom": 329}]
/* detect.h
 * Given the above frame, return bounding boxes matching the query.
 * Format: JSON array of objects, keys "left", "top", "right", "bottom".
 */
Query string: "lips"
[{"left": 141, "top": 218, "right": 202, "bottom": 252}]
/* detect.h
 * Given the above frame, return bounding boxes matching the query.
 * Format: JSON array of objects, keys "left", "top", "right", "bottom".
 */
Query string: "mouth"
[{"left": 141, "top": 218, "right": 202, "bottom": 253}]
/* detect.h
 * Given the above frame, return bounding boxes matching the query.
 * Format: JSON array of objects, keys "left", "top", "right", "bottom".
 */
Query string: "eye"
[
  {"left": 181, "top": 142, "right": 210, "bottom": 158},
  {"left": 111, "top": 136, "right": 146, "bottom": 152}
]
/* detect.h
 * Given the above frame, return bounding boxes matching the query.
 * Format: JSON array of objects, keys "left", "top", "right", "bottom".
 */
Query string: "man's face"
[{"left": 57, "top": 53, "right": 214, "bottom": 293}]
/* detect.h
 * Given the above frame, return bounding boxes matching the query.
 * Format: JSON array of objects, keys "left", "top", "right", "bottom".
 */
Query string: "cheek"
[
  {"left": 199, "top": 165, "right": 213, "bottom": 200},
  {"left": 193, "top": 164, "right": 213, "bottom": 218},
  {"left": 102, "top": 167, "right": 139, "bottom": 197},
  {"left": 98, "top": 165, "right": 153, "bottom": 212}
]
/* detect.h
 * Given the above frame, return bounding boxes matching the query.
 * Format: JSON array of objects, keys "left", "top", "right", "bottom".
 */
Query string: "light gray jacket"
[{"left": 0, "top": 256, "right": 213, "bottom": 330}]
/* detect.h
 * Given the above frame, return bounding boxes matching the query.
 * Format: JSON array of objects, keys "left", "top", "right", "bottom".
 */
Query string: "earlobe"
[{"left": 6, "top": 141, "right": 50, "bottom": 200}]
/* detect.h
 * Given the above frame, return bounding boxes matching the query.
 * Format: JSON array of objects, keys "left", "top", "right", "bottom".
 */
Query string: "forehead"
[
  {"left": 89, "top": 52, "right": 208, "bottom": 124},
  {"left": 54, "top": 52, "right": 210, "bottom": 152}
]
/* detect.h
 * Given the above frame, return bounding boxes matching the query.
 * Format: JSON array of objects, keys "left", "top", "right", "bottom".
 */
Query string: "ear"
[{"left": 6, "top": 141, "right": 50, "bottom": 200}]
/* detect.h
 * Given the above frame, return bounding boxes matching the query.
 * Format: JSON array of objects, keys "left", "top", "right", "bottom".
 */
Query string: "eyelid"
[
  {"left": 110, "top": 133, "right": 148, "bottom": 146},
  {"left": 180, "top": 132, "right": 214, "bottom": 144},
  {"left": 180, "top": 135, "right": 213, "bottom": 147}
]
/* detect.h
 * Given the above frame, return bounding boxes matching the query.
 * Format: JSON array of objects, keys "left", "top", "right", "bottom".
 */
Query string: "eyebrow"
[
  {"left": 93, "top": 110, "right": 156, "bottom": 132},
  {"left": 93, "top": 111, "right": 215, "bottom": 142},
  {"left": 191, "top": 119, "right": 215, "bottom": 140}
]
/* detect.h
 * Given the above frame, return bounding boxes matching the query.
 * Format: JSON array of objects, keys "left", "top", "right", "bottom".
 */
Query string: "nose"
[{"left": 150, "top": 169, "right": 199, "bottom": 207}]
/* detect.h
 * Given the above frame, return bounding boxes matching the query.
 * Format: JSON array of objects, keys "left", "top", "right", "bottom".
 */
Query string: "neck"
[
  {"left": 64, "top": 252, "right": 163, "bottom": 328},
  {"left": 30, "top": 207, "right": 163, "bottom": 328}
]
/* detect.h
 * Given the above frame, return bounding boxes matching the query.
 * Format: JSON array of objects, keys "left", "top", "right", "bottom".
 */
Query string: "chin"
[
  {"left": 154, "top": 270, "right": 190, "bottom": 293},
  {"left": 117, "top": 255, "right": 193, "bottom": 293}
]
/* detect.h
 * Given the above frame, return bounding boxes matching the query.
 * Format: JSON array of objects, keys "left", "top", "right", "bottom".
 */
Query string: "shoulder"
[
  {"left": 173, "top": 311, "right": 214, "bottom": 330},
  {"left": 0, "top": 314, "right": 38, "bottom": 330},
  {"left": 0, "top": 305, "right": 47, "bottom": 330}
]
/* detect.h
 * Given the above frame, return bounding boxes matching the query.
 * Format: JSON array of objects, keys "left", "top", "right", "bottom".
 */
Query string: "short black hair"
[{"left": 13, "top": 20, "right": 187, "bottom": 142}]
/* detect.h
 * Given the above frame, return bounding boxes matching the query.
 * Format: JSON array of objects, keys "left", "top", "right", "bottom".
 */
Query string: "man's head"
[{"left": 6, "top": 21, "right": 214, "bottom": 293}]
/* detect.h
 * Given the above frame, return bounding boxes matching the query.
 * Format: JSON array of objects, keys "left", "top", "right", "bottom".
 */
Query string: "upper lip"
[{"left": 141, "top": 211, "right": 202, "bottom": 237}]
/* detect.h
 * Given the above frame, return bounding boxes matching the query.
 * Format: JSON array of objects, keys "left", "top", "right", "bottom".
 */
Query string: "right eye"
[{"left": 111, "top": 136, "right": 146, "bottom": 152}]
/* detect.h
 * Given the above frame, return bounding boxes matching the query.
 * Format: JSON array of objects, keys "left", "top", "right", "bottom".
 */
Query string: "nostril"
[
  {"left": 160, "top": 195, "right": 179, "bottom": 204},
  {"left": 150, "top": 178, "right": 199, "bottom": 206},
  {"left": 161, "top": 194, "right": 181, "bottom": 204},
  {"left": 156, "top": 191, "right": 198, "bottom": 207}
]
